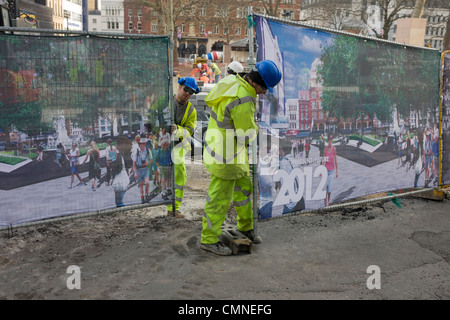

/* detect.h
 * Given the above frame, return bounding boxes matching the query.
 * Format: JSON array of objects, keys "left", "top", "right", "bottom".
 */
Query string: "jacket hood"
[{"left": 204, "top": 76, "right": 240, "bottom": 107}]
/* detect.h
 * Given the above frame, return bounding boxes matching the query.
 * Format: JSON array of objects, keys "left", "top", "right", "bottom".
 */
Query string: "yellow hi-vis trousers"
[
  {"left": 167, "top": 161, "right": 186, "bottom": 211},
  {"left": 201, "top": 174, "right": 253, "bottom": 244},
  {"left": 167, "top": 147, "right": 187, "bottom": 212}
]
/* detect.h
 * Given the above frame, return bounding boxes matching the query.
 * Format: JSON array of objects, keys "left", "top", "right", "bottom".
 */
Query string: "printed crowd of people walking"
[{"left": 54, "top": 130, "right": 170, "bottom": 208}]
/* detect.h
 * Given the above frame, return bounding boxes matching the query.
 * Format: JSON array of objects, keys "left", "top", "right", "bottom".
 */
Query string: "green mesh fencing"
[{"left": 0, "top": 32, "right": 172, "bottom": 227}]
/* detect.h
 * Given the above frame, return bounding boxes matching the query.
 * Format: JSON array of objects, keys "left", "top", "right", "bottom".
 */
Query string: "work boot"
[
  {"left": 240, "top": 229, "right": 262, "bottom": 244},
  {"left": 167, "top": 210, "right": 185, "bottom": 218},
  {"left": 200, "top": 242, "right": 232, "bottom": 256}
]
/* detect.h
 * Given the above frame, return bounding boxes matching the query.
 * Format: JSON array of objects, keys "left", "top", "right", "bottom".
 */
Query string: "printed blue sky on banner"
[{"left": 256, "top": 17, "right": 335, "bottom": 99}]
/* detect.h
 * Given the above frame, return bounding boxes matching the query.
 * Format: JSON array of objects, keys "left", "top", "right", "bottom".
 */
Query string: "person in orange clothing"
[
  {"left": 200, "top": 72, "right": 209, "bottom": 84},
  {"left": 190, "top": 66, "right": 200, "bottom": 78},
  {"left": 205, "top": 67, "right": 213, "bottom": 83}
]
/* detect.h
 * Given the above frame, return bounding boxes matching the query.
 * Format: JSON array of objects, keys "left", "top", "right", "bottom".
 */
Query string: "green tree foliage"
[
  {"left": 317, "top": 34, "right": 440, "bottom": 130},
  {"left": 0, "top": 34, "right": 170, "bottom": 139}
]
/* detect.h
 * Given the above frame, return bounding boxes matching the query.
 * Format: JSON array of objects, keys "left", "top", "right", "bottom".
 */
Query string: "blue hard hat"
[
  {"left": 255, "top": 60, "right": 282, "bottom": 89},
  {"left": 178, "top": 77, "right": 200, "bottom": 94}
]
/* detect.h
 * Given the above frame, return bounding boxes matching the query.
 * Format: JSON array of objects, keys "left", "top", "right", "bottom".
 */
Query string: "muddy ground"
[{"left": 1, "top": 161, "right": 450, "bottom": 302}]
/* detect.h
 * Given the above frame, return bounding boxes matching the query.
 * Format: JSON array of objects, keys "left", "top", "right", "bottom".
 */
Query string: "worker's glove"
[{"left": 170, "top": 124, "right": 178, "bottom": 134}]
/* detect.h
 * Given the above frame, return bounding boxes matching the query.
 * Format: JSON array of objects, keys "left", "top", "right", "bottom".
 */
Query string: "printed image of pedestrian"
[
  {"left": 393, "top": 131, "right": 397, "bottom": 151},
  {"left": 159, "top": 128, "right": 170, "bottom": 147},
  {"left": 397, "top": 132, "right": 403, "bottom": 168},
  {"left": 432, "top": 134, "right": 439, "bottom": 185},
  {"left": 105, "top": 139, "right": 117, "bottom": 186},
  {"left": 133, "top": 138, "right": 152, "bottom": 203},
  {"left": 305, "top": 138, "right": 311, "bottom": 159},
  {"left": 417, "top": 126, "right": 424, "bottom": 155},
  {"left": 299, "top": 139, "right": 304, "bottom": 159},
  {"left": 423, "top": 131, "right": 433, "bottom": 183},
  {"left": 129, "top": 135, "right": 141, "bottom": 184},
  {"left": 318, "top": 134, "right": 325, "bottom": 157},
  {"left": 404, "top": 130, "right": 412, "bottom": 172},
  {"left": 55, "top": 142, "right": 65, "bottom": 168},
  {"left": 67, "top": 142, "right": 84, "bottom": 189},
  {"left": 37, "top": 142, "right": 44, "bottom": 161},
  {"left": 410, "top": 133, "right": 419, "bottom": 171},
  {"left": 155, "top": 139, "right": 172, "bottom": 200},
  {"left": 150, "top": 140, "right": 160, "bottom": 189},
  {"left": 83, "top": 140, "right": 102, "bottom": 191},
  {"left": 112, "top": 136, "right": 133, "bottom": 207},
  {"left": 131, "top": 134, "right": 141, "bottom": 160},
  {"left": 324, "top": 134, "right": 338, "bottom": 207},
  {"left": 291, "top": 140, "right": 297, "bottom": 158}
]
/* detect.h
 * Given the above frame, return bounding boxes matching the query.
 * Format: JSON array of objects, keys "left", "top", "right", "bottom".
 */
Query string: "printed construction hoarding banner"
[
  {"left": 441, "top": 51, "right": 450, "bottom": 186},
  {"left": 254, "top": 15, "right": 441, "bottom": 220},
  {"left": 0, "top": 34, "right": 172, "bottom": 227}
]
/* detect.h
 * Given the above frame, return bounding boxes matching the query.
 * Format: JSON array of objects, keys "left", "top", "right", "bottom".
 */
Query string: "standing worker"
[
  {"left": 200, "top": 60, "right": 282, "bottom": 255},
  {"left": 209, "top": 61, "right": 222, "bottom": 83},
  {"left": 168, "top": 77, "right": 200, "bottom": 218}
]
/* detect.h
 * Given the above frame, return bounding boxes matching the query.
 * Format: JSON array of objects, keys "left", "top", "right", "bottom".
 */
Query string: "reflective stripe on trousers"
[{"left": 201, "top": 174, "right": 253, "bottom": 244}]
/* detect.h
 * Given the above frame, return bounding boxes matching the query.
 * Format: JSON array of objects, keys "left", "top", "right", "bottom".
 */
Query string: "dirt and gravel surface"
[{"left": 1, "top": 160, "right": 450, "bottom": 301}]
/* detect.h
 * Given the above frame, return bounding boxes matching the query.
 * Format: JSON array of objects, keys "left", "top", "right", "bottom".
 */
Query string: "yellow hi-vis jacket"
[
  {"left": 203, "top": 74, "right": 258, "bottom": 180},
  {"left": 170, "top": 97, "right": 197, "bottom": 153},
  {"left": 211, "top": 63, "right": 221, "bottom": 76}
]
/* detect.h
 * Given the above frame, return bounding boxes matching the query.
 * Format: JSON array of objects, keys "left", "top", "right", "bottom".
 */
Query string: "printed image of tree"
[
  {"left": 317, "top": 34, "right": 440, "bottom": 134},
  {"left": 0, "top": 34, "right": 170, "bottom": 144}
]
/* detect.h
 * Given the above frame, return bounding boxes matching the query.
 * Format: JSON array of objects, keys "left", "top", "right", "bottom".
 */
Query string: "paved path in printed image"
[
  {"left": 279, "top": 142, "right": 430, "bottom": 210},
  {"left": 1, "top": 139, "right": 433, "bottom": 227},
  {"left": 0, "top": 150, "right": 107, "bottom": 190},
  {"left": 0, "top": 164, "right": 163, "bottom": 227}
]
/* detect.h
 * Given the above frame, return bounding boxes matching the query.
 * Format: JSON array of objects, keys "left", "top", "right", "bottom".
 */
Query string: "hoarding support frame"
[{"left": 248, "top": 6, "right": 259, "bottom": 238}]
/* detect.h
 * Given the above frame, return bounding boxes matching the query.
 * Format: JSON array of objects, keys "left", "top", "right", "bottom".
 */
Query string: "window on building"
[
  {"left": 152, "top": 22, "right": 157, "bottom": 33},
  {"left": 237, "top": 7, "right": 246, "bottom": 18}
]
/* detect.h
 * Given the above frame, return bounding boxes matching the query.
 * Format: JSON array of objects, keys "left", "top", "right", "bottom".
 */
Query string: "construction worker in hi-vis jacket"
[
  {"left": 200, "top": 60, "right": 282, "bottom": 255},
  {"left": 167, "top": 77, "right": 200, "bottom": 218}
]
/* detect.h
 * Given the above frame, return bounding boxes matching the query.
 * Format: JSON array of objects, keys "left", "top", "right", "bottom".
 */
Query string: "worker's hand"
[{"left": 170, "top": 124, "right": 177, "bottom": 134}]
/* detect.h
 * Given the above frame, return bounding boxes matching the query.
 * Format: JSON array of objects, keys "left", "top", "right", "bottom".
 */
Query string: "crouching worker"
[
  {"left": 200, "top": 60, "right": 282, "bottom": 255},
  {"left": 167, "top": 77, "right": 200, "bottom": 218}
]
